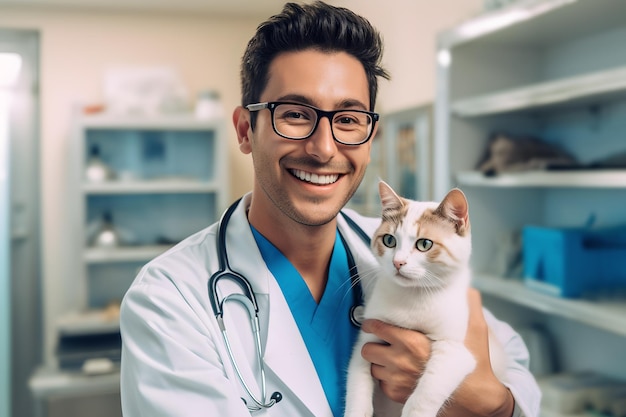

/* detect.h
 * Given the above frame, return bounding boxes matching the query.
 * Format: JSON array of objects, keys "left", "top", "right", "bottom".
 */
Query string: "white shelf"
[
  {"left": 56, "top": 310, "right": 120, "bottom": 336},
  {"left": 473, "top": 274, "right": 626, "bottom": 337},
  {"left": 29, "top": 366, "right": 120, "bottom": 397},
  {"left": 456, "top": 170, "right": 626, "bottom": 188},
  {"left": 452, "top": 66, "right": 626, "bottom": 117},
  {"left": 78, "top": 113, "right": 222, "bottom": 130},
  {"left": 84, "top": 245, "right": 172, "bottom": 264},
  {"left": 439, "top": 0, "right": 626, "bottom": 49},
  {"left": 82, "top": 179, "right": 221, "bottom": 194}
]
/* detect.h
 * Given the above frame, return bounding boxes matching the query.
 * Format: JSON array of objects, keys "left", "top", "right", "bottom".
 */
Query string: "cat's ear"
[
  {"left": 378, "top": 180, "right": 404, "bottom": 213},
  {"left": 436, "top": 188, "right": 470, "bottom": 235}
]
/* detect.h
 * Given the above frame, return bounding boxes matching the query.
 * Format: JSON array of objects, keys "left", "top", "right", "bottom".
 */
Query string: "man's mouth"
[{"left": 290, "top": 169, "right": 340, "bottom": 185}]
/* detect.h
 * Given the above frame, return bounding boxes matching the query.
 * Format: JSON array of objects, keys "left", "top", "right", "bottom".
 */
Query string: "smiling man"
[
  {"left": 235, "top": 49, "right": 376, "bottom": 301},
  {"left": 120, "top": 2, "right": 540, "bottom": 417}
]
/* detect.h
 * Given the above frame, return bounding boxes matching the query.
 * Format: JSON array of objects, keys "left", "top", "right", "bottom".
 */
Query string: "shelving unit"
[
  {"left": 451, "top": 65, "right": 626, "bottom": 117},
  {"left": 66, "top": 112, "right": 228, "bottom": 324},
  {"left": 434, "top": 0, "right": 626, "bottom": 400}
]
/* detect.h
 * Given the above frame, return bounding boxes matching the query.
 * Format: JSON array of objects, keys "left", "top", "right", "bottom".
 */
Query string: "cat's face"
[{"left": 371, "top": 181, "right": 471, "bottom": 289}]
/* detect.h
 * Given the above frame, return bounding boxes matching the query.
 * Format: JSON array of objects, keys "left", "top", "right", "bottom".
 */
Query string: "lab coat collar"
[{"left": 225, "top": 194, "right": 333, "bottom": 417}]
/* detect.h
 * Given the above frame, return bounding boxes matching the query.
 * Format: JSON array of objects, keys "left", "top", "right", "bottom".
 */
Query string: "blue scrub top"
[{"left": 250, "top": 226, "right": 359, "bottom": 417}]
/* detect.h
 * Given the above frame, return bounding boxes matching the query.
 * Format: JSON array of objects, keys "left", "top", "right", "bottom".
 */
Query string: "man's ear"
[{"left": 233, "top": 106, "right": 252, "bottom": 154}]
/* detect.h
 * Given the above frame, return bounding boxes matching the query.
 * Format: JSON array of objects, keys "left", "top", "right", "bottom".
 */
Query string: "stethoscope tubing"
[
  {"left": 208, "top": 198, "right": 281, "bottom": 410},
  {"left": 218, "top": 293, "right": 275, "bottom": 410}
]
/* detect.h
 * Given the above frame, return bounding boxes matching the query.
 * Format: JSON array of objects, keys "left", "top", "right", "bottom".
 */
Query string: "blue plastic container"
[{"left": 522, "top": 225, "right": 626, "bottom": 298}]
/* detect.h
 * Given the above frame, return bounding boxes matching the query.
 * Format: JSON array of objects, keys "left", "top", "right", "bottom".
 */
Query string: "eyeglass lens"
[{"left": 272, "top": 103, "right": 373, "bottom": 144}]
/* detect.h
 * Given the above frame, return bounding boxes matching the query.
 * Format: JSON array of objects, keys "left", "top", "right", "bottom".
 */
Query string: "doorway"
[{"left": 0, "top": 28, "right": 41, "bottom": 417}]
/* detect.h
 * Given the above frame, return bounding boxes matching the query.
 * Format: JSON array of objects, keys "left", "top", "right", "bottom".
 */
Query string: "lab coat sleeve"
[
  {"left": 120, "top": 267, "right": 250, "bottom": 417},
  {"left": 483, "top": 309, "right": 542, "bottom": 417}
]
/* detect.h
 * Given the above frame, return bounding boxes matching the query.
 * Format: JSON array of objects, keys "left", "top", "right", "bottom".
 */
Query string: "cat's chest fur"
[{"left": 363, "top": 268, "right": 470, "bottom": 341}]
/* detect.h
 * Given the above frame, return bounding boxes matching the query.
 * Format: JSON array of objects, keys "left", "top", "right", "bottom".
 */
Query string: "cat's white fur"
[{"left": 344, "top": 181, "right": 506, "bottom": 417}]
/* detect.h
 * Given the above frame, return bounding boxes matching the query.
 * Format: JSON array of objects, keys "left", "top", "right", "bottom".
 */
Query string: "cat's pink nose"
[{"left": 393, "top": 259, "right": 406, "bottom": 270}]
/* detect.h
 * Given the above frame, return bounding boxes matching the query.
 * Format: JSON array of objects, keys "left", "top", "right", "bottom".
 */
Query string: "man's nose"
[{"left": 305, "top": 116, "right": 337, "bottom": 162}]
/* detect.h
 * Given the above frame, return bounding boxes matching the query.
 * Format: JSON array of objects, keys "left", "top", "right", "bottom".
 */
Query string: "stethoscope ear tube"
[{"left": 208, "top": 197, "right": 259, "bottom": 318}]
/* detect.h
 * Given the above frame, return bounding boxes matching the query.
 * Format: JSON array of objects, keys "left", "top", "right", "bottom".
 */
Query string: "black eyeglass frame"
[{"left": 245, "top": 101, "right": 379, "bottom": 146}]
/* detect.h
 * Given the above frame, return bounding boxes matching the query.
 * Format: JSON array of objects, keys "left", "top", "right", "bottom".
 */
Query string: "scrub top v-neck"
[{"left": 250, "top": 226, "right": 358, "bottom": 417}]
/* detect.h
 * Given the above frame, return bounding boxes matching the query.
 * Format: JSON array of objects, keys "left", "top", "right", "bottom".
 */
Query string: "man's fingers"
[
  {"left": 360, "top": 319, "right": 431, "bottom": 368},
  {"left": 467, "top": 288, "right": 483, "bottom": 316},
  {"left": 361, "top": 319, "right": 429, "bottom": 346},
  {"left": 466, "top": 288, "right": 489, "bottom": 344},
  {"left": 361, "top": 319, "right": 396, "bottom": 344}
]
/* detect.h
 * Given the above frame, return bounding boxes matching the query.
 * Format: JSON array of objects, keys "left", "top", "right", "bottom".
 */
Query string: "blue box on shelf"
[{"left": 522, "top": 225, "right": 626, "bottom": 298}]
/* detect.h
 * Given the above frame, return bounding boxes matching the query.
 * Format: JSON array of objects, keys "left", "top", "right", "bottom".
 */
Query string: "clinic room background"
[{"left": 2, "top": 0, "right": 626, "bottom": 417}]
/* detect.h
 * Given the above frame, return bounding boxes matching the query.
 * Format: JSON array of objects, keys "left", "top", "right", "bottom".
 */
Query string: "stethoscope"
[{"left": 208, "top": 198, "right": 369, "bottom": 411}]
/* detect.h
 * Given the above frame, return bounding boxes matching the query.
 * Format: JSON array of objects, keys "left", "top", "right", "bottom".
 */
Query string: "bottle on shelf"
[
  {"left": 194, "top": 90, "right": 224, "bottom": 120},
  {"left": 85, "top": 144, "right": 114, "bottom": 182},
  {"left": 91, "top": 211, "right": 120, "bottom": 248}
]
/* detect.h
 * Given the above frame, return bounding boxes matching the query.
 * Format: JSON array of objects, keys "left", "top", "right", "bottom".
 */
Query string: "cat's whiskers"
[
  {"left": 410, "top": 270, "right": 447, "bottom": 298},
  {"left": 335, "top": 266, "right": 379, "bottom": 306}
]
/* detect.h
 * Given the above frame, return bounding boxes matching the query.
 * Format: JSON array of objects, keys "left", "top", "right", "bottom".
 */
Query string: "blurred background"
[{"left": 1, "top": 0, "right": 626, "bottom": 416}]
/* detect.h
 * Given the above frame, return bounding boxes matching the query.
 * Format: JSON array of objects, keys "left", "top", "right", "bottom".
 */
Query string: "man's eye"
[
  {"left": 337, "top": 115, "right": 357, "bottom": 125},
  {"left": 285, "top": 111, "right": 305, "bottom": 119}
]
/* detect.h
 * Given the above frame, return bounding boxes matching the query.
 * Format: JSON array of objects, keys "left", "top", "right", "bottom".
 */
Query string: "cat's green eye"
[
  {"left": 416, "top": 238, "right": 433, "bottom": 252},
  {"left": 382, "top": 234, "right": 396, "bottom": 248}
]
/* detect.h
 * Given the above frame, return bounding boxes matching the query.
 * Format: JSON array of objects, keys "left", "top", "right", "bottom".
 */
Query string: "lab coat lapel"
[
  {"left": 263, "top": 276, "right": 333, "bottom": 417},
  {"left": 226, "top": 195, "right": 332, "bottom": 417}
]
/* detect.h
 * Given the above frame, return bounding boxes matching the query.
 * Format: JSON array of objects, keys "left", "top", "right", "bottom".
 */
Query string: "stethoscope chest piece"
[{"left": 350, "top": 304, "right": 365, "bottom": 328}]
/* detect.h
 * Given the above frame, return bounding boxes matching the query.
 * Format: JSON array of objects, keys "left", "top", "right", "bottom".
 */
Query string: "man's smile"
[{"left": 289, "top": 169, "right": 340, "bottom": 185}]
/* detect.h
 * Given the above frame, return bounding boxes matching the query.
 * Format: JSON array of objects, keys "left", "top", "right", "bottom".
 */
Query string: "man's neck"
[{"left": 248, "top": 203, "right": 338, "bottom": 303}]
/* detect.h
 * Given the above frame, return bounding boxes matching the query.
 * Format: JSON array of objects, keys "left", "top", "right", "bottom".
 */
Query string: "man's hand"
[
  {"left": 360, "top": 288, "right": 515, "bottom": 417},
  {"left": 360, "top": 317, "right": 429, "bottom": 403}
]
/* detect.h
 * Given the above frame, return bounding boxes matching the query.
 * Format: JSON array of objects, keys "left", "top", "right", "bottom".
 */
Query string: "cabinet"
[
  {"left": 434, "top": 0, "right": 626, "bottom": 396},
  {"left": 67, "top": 113, "right": 228, "bottom": 320}
]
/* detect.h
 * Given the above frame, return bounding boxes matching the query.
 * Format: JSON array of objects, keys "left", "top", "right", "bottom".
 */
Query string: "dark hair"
[{"left": 240, "top": 1, "right": 389, "bottom": 126}]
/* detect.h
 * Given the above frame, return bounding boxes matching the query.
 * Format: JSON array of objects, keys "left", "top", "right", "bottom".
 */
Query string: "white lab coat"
[{"left": 120, "top": 193, "right": 541, "bottom": 417}]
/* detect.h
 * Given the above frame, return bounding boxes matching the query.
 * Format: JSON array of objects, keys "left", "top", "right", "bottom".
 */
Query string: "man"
[{"left": 120, "top": 2, "right": 541, "bottom": 416}]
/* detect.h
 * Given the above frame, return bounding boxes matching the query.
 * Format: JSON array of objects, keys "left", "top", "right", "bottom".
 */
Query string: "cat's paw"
[
  {"left": 343, "top": 405, "right": 374, "bottom": 417},
  {"left": 400, "top": 407, "right": 434, "bottom": 417}
]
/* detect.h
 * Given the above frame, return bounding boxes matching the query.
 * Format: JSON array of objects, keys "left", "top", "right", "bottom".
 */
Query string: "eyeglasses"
[{"left": 246, "top": 101, "right": 379, "bottom": 146}]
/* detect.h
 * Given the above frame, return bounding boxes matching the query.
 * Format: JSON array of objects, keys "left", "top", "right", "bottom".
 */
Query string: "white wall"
[
  {"left": 337, "top": 0, "right": 483, "bottom": 113},
  {"left": 0, "top": 0, "right": 483, "bottom": 365}
]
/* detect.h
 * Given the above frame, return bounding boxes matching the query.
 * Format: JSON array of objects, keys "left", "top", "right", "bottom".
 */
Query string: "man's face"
[{"left": 243, "top": 49, "right": 374, "bottom": 227}]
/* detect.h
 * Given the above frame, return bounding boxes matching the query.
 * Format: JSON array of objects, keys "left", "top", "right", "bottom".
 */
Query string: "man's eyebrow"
[
  {"left": 336, "top": 99, "right": 368, "bottom": 110},
  {"left": 275, "top": 94, "right": 369, "bottom": 110},
  {"left": 276, "top": 94, "right": 313, "bottom": 105}
]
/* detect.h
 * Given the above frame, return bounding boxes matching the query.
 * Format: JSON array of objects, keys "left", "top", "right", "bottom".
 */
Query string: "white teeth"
[{"left": 291, "top": 169, "right": 339, "bottom": 185}]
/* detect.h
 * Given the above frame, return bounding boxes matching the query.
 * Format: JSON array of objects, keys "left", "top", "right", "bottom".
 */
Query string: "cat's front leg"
[
  {"left": 401, "top": 340, "right": 475, "bottom": 417},
  {"left": 344, "top": 332, "right": 379, "bottom": 417}
]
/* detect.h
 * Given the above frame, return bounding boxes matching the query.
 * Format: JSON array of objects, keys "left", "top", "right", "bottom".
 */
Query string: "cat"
[
  {"left": 344, "top": 181, "right": 506, "bottom": 417},
  {"left": 478, "top": 133, "right": 579, "bottom": 176}
]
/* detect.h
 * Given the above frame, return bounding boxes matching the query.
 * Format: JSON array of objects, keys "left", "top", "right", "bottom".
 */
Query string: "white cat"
[{"left": 344, "top": 181, "right": 506, "bottom": 417}]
